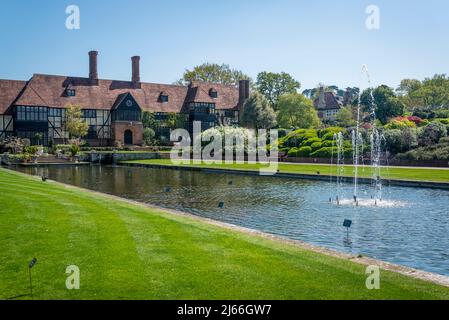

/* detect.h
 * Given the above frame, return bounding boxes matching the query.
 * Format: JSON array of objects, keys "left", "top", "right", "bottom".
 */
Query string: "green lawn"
[
  {"left": 1, "top": 168, "right": 448, "bottom": 300},
  {"left": 125, "top": 159, "right": 449, "bottom": 183}
]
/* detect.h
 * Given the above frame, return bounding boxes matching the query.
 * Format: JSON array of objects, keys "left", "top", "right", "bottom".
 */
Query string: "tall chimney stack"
[
  {"left": 88, "top": 51, "right": 98, "bottom": 85},
  {"left": 239, "top": 79, "right": 250, "bottom": 103},
  {"left": 131, "top": 56, "right": 141, "bottom": 88}
]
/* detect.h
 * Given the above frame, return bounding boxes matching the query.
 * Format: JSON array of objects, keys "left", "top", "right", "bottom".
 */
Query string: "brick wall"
[{"left": 112, "top": 121, "right": 143, "bottom": 146}]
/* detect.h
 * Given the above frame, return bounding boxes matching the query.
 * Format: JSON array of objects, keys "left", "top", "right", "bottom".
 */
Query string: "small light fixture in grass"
[
  {"left": 28, "top": 258, "right": 37, "bottom": 299},
  {"left": 218, "top": 201, "right": 224, "bottom": 208},
  {"left": 165, "top": 187, "right": 171, "bottom": 193}
]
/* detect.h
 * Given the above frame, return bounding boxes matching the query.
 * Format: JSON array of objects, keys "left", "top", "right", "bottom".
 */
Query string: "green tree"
[
  {"left": 241, "top": 92, "right": 277, "bottom": 129},
  {"left": 276, "top": 93, "right": 321, "bottom": 129},
  {"left": 143, "top": 128, "right": 156, "bottom": 146},
  {"left": 176, "top": 63, "right": 251, "bottom": 86},
  {"left": 335, "top": 106, "right": 356, "bottom": 127},
  {"left": 256, "top": 72, "right": 300, "bottom": 110},
  {"left": 360, "top": 85, "right": 405, "bottom": 124},
  {"left": 142, "top": 112, "right": 158, "bottom": 129},
  {"left": 64, "top": 104, "right": 89, "bottom": 140}
]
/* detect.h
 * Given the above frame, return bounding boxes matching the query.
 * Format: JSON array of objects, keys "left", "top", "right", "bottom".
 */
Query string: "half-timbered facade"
[{"left": 0, "top": 51, "right": 249, "bottom": 146}]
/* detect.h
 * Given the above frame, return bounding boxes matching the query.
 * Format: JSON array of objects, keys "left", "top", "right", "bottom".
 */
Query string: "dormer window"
[
  {"left": 66, "top": 89, "right": 76, "bottom": 97},
  {"left": 159, "top": 92, "right": 169, "bottom": 103},
  {"left": 209, "top": 88, "right": 218, "bottom": 98}
]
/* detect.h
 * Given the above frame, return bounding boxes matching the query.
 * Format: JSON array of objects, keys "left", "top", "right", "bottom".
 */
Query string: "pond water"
[{"left": 14, "top": 165, "right": 449, "bottom": 277}]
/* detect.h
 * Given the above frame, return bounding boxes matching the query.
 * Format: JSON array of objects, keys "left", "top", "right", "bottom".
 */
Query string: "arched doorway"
[{"left": 124, "top": 130, "right": 133, "bottom": 145}]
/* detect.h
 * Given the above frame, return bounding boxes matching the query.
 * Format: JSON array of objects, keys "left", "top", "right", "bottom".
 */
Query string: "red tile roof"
[
  {"left": 9, "top": 74, "right": 240, "bottom": 113},
  {"left": 0, "top": 79, "right": 27, "bottom": 114}
]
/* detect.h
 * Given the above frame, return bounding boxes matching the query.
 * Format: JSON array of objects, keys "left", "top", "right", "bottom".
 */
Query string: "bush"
[
  {"left": 143, "top": 128, "right": 156, "bottom": 146},
  {"left": 384, "top": 128, "right": 418, "bottom": 154},
  {"left": 318, "top": 127, "right": 345, "bottom": 138},
  {"left": 24, "top": 146, "right": 39, "bottom": 155},
  {"left": 287, "top": 147, "right": 299, "bottom": 157},
  {"left": 384, "top": 119, "right": 416, "bottom": 130},
  {"left": 418, "top": 121, "right": 447, "bottom": 146},
  {"left": 303, "top": 137, "right": 322, "bottom": 146},
  {"left": 434, "top": 109, "right": 449, "bottom": 118},
  {"left": 310, "top": 142, "right": 322, "bottom": 151},
  {"left": 297, "top": 146, "right": 312, "bottom": 157},
  {"left": 70, "top": 144, "right": 80, "bottom": 157},
  {"left": 395, "top": 143, "right": 449, "bottom": 161},
  {"left": 322, "top": 140, "right": 335, "bottom": 147}
]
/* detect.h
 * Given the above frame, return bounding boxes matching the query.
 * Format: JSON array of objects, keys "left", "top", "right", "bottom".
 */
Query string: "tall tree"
[
  {"left": 276, "top": 93, "right": 321, "bottom": 129},
  {"left": 64, "top": 104, "right": 88, "bottom": 140},
  {"left": 176, "top": 63, "right": 251, "bottom": 85},
  {"left": 241, "top": 92, "right": 277, "bottom": 129},
  {"left": 360, "top": 85, "right": 405, "bottom": 124},
  {"left": 256, "top": 72, "right": 300, "bottom": 110}
]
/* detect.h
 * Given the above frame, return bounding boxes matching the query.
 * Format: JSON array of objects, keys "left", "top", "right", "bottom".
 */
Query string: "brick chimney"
[
  {"left": 131, "top": 56, "right": 141, "bottom": 88},
  {"left": 239, "top": 79, "right": 250, "bottom": 103},
  {"left": 88, "top": 51, "right": 98, "bottom": 85}
]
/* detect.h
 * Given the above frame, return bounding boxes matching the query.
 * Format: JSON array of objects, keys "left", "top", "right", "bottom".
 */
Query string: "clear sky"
[{"left": 0, "top": 0, "right": 448, "bottom": 90}]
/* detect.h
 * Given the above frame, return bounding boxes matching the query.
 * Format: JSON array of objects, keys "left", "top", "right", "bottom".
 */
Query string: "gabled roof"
[
  {"left": 187, "top": 81, "right": 240, "bottom": 110},
  {"left": 0, "top": 79, "right": 27, "bottom": 114},
  {"left": 314, "top": 91, "right": 342, "bottom": 110},
  {"left": 11, "top": 74, "right": 241, "bottom": 113}
]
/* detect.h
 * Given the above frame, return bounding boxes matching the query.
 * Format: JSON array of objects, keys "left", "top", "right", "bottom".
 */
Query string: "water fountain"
[{"left": 332, "top": 65, "right": 386, "bottom": 206}]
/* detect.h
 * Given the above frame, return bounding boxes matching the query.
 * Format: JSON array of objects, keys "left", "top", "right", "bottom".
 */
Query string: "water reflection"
[{"left": 14, "top": 165, "right": 449, "bottom": 277}]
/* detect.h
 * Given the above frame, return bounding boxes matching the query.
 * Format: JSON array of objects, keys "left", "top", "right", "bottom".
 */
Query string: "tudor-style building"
[
  {"left": 313, "top": 86, "right": 343, "bottom": 122},
  {"left": 0, "top": 51, "right": 250, "bottom": 146}
]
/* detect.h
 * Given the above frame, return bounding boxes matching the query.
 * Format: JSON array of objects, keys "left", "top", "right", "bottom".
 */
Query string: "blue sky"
[{"left": 0, "top": 0, "right": 448, "bottom": 90}]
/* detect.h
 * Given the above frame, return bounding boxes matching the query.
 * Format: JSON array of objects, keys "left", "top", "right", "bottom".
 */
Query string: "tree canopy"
[
  {"left": 276, "top": 93, "right": 321, "bottom": 129},
  {"left": 256, "top": 72, "right": 300, "bottom": 110},
  {"left": 64, "top": 104, "right": 89, "bottom": 139},
  {"left": 176, "top": 63, "right": 251, "bottom": 86},
  {"left": 241, "top": 92, "right": 277, "bottom": 129},
  {"left": 361, "top": 85, "right": 405, "bottom": 124},
  {"left": 397, "top": 74, "right": 449, "bottom": 112}
]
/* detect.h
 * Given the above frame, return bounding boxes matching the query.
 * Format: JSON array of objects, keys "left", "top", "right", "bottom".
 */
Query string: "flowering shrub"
[{"left": 384, "top": 118, "right": 417, "bottom": 130}]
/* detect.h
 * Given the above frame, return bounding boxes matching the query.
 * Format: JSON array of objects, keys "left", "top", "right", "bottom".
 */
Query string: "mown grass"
[
  {"left": 1, "top": 168, "right": 448, "bottom": 300},
  {"left": 125, "top": 159, "right": 449, "bottom": 183}
]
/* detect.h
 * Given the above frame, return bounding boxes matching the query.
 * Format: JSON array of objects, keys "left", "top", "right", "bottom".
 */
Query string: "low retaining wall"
[
  {"left": 121, "top": 162, "right": 449, "bottom": 190},
  {"left": 285, "top": 157, "right": 449, "bottom": 168},
  {"left": 88, "top": 152, "right": 162, "bottom": 164}
]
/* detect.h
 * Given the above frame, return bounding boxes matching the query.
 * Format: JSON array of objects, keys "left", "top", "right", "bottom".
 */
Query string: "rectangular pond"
[{"left": 13, "top": 165, "right": 449, "bottom": 277}]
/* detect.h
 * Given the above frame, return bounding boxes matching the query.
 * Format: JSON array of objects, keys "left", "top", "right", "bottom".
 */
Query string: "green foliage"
[
  {"left": 310, "top": 142, "right": 322, "bottom": 151},
  {"left": 142, "top": 112, "right": 157, "bottom": 129},
  {"left": 256, "top": 72, "right": 301, "bottom": 109},
  {"left": 143, "top": 128, "right": 156, "bottom": 146},
  {"left": 384, "top": 119, "right": 417, "bottom": 130},
  {"left": 384, "top": 128, "right": 418, "bottom": 154},
  {"left": 360, "top": 85, "right": 405, "bottom": 124},
  {"left": 24, "top": 146, "right": 39, "bottom": 155},
  {"left": 241, "top": 92, "right": 277, "bottom": 129},
  {"left": 395, "top": 140, "right": 449, "bottom": 161},
  {"left": 70, "top": 144, "right": 80, "bottom": 157},
  {"left": 176, "top": 63, "right": 251, "bottom": 86},
  {"left": 65, "top": 104, "right": 89, "bottom": 139},
  {"left": 399, "top": 74, "right": 449, "bottom": 112},
  {"left": 335, "top": 106, "right": 356, "bottom": 127},
  {"left": 303, "top": 137, "right": 321, "bottom": 146},
  {"left": 318, "top": 127, "right": 345, "bottom": 139},
  {"left": 297, "top": 146, "right": 313, "bottom": 157},
  {"left": 276, "top": 93, "right": 321, "bottom": 129},
  {"left": 418, "top": 121, "right": 448, "bottom": 146}
]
